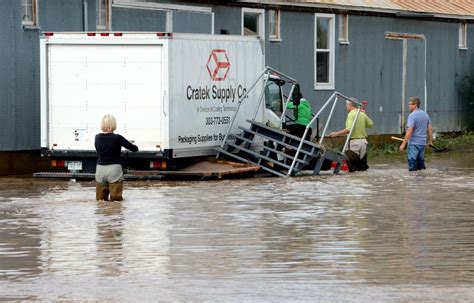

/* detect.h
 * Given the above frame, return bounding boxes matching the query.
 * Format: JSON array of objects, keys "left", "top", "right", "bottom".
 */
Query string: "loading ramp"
[
  {"left": 216, "top": 66, "right": 364, "bottom": 178},
  {"left": 217, "top": 120, "right": 346, "bottom": 177}
]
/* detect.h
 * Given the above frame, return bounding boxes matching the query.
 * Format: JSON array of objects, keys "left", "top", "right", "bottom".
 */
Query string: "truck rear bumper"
[{"left": 41, "top": 148, "right": 171, "bottom": 159}]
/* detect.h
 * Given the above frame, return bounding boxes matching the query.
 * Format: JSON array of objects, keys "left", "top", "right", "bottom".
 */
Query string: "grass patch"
[
  {"left": 368, "top": 131, "right": 474, "bottom": 159},
  {"left": 368, "top": 143, "right": 400, "bottom": 159},
  {"left": 323, "top": 131, "right": 474, "bottom": 159},
  {"left": 432, "top": 131, "right": 474, "bottom": 147}
]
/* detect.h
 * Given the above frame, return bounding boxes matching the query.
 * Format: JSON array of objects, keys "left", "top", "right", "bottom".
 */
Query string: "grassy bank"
[
  {"left": 369, "top": 131, "right": 474, "bottom": 159},
  {"left": 322, "top": 131, "right": 474, "bottom": 159}
]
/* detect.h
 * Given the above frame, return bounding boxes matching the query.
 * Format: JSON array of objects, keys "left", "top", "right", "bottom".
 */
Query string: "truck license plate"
[{"left": 67, "top": 161, "right": 82, "bottom": 171}]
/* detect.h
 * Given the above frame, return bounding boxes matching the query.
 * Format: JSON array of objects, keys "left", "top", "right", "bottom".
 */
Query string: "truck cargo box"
[{"left": 40, "top": 32, "right": 270, "bottom": 171}]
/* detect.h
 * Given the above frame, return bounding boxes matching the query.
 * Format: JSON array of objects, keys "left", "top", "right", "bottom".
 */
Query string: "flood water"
[{"left": 1, "top": 151, "right": 474, "bottom": 301}]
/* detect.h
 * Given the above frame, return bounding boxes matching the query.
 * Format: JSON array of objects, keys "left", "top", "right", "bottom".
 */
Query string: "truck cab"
[{"left": 264, "top": 75, "right": 285, "bottom": 128}]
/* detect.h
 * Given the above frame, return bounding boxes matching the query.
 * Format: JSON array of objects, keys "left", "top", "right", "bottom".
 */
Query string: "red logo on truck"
[{"left": 206, "top": 49, "right": 230, "bottom": 81}]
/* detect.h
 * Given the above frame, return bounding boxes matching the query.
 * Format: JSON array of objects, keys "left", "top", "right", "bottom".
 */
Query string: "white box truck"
[{"left": 40, "top": 32, "right": 281, "bottom": 172}]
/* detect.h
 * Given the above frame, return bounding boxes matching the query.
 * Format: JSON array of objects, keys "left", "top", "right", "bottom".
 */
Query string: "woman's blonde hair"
[{"left": 100, "top": 114, "right": 117, "bottom": 133}]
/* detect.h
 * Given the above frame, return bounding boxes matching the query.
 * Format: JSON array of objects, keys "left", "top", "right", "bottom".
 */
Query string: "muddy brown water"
[{"left": 0, "top": 151, "right": 473, "bottom": 301}]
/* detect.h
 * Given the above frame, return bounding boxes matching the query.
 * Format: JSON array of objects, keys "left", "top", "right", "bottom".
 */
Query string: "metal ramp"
[
  {"left": 218, "top": 120, "right": 347, "bottom": 177},
  {"left": 216, "top": 66, "right": 363, "bottom": 178}
]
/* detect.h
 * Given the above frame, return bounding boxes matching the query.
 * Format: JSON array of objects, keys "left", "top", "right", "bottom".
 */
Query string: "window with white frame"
[
  {"left": 21, "top": 0, "right": 37, "bottom": 27},
  {"left": 97, "top": 0, "right": 111, "bottom": 31},
  {"left": 242, "top": 8, "right": 265, "bottom": 39},
  {"left": 459, "top": 22, "right": 467, "bottom": 50},
  {"left": 269, "top": 9, "right": 281, "bottom": 41},
  {"left": 315, "top": 13, "right": 335, "bottom": 90},
  {"left": 338, "top": 14, "right": 349, "bottom": 44}
]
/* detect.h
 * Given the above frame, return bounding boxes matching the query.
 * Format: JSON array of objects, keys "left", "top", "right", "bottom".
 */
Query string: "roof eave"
[{"left": 233, "top": 0, "right": 474, "bottom": 21}]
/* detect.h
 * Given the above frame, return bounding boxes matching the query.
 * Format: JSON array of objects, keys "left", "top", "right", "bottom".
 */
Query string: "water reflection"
[
  {"left": 0, "top": 207, "right": 42, "bottom": 280},
  {"left": 96, "top": 201, "right": 124, "bottom": 277},
  {"left": 0, "top": 152, "right": 473, "bottom": 300}
]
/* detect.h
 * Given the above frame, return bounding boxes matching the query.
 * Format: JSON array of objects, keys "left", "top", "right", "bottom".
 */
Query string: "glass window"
[
  {"left": 21, "top": 0, "right": 37, "bottom": 26},
  {"left": 244, "top": 13, "right": 259, "bottom": 35},
  {"left": 317, "top": 18, "right": 329, "bottom": 49},
  {"left": 269, "top": 9, "right": 281, "bottom": 41},
  {"left": 315, "top": 14, "right": 335, "bottom": 90},
  {"left": 338, "top": 14, "right": 349, "bottom": 44},
  {"left": 242, "top": 8, "right": 265, "bottom": 39},
  {"left": 97, "top": 0, "right": 110, "bottom": 31},
  {"left": 316, "top": 52, "right": 329, "bottom": 83},
  {"left": 459, "top": 22, "right": 467, "bottom": 50},
  {"left": 265, "top": 81, "right": 283, "bottom": 116}
]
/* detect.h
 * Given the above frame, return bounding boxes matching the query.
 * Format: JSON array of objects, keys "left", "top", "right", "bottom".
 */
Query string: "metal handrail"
[
  {"left": 342, "top": 108, "right": 362, "bottom": 153},
  {"left": 265, "top": 66, "right": 298, "bottom": 84},
  {"left": 217, "top": 68, "right": 267, "bottom": 155},
  {"left": 218, "top": 66, "right": 296, "bottom": 157},
  {"left": 287, "top": 91, "right": 361, "bottom": 176},
  {"left": 278, "top": 84, "right": 296, "bottom": 128},
  {"left": 252, "top": 75, "right": 269, "bottom": 121},
  {"left": 319, "top": 95, "right": 339, "bottom": 145},
  {"left": 218, "top": 67, "right": 362, "bottom": 177}
]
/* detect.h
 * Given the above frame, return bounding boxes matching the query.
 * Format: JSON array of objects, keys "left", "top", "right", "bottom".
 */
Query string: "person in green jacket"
[
  {"left": 329, "top": 99, "right": 373, "bottom": 171},
  {"left": 286, "top": 92, "right": 312, "bottom": 141}
]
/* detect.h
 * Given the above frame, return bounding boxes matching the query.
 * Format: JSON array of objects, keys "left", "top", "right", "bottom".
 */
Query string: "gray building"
[{"left": 1, "top": 0, "right": 473, "bottom": 173}]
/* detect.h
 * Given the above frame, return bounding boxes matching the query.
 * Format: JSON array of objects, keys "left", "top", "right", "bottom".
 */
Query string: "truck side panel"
[{"left": 168, "top": 36, "right": 264, "bottom": 158}]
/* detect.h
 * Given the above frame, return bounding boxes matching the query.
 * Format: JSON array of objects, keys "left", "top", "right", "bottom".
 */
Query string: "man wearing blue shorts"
[{"left": 399, "top": 97, "right": 433, "bottom": 171}]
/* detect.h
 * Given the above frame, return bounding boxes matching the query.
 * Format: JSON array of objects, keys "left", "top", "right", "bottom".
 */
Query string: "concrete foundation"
[{"left": 0, "top": 151, "right": 52, "bottom": 176}]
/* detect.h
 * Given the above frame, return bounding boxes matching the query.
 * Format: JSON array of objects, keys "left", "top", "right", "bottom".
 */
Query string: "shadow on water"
[{"left": 0, "top": 151, "right": 473, "bottom": 301}]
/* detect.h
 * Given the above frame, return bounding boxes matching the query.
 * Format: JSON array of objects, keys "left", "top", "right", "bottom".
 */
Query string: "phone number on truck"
[{"left": 205, "top": 116, "right": 231, "bottom": 125}]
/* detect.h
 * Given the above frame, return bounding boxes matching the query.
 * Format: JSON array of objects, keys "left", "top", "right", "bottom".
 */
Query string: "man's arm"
[
  {"left": 329, "top": 128, "right": 349, "bottom": 137},
  {"left": 329, "top": 112, "right": 352, "bottom": 137},
  {"left": 427, "top": 123, "right": 433, "bottom": 146},
  {"left": 399, "top": 127, "right": 413, "bottom": 151},
  {"left": 366, "top": 115, "right": 374, "bottom": 129}
]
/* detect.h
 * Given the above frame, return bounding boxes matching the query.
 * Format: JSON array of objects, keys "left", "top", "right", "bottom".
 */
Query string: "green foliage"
[
  {"left": 368, "top": 131, "right": 474, "bottom": 159},
  {"left": 433, "top": 131, "right": 474, "bottom": 147},
  {"left": 368, "top": 143, "right": 400, "bottom": 159},
  {"left": 321, "top": 132, "right": 474, "bottom": 160}
]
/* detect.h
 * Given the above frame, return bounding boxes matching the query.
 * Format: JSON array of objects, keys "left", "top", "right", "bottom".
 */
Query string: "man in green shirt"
[{"left": 329, "top": 100, "right": 373, "bottom": 171}]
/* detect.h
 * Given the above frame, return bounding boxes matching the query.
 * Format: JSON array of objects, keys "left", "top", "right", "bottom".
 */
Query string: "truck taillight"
[
  {"left": 51, "top": 160, "right": 65, "bottom": 168},
  {"left": 44, "top": 32, "right": 54, "bottom": 37},
  {"left": 150, "top": 161, "right": 167, "bottom": 170},
  {"left": 87, "top": 32, "right": 96, "bottom": 36},
  {"left": 100, "top": 33, "right": 109, "bottom": 36},
  {"left": 156, "top": 33, "right": 172, "bottom": 37},
  {"left": 114, "top": 33, "right": 123, "bottom": 37}
]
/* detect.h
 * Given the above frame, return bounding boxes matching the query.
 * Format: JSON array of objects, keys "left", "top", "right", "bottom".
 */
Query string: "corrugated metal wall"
[
  {"left": 1, "top": 1, "right": 473, "bottom": 152},
  {"left": 216, "top": 7, "right": 474, "bottom": 134},
  {"left": 112, "top": 6, "right": 212, "bottom": 33},
  {"left": 0, "top": 0, "right": 95, "bottom": 151},
  {"left": 173, "top": 11, "right": 212, "bottom": 34},
  {"left": 113, "top": 7, "right": 167, "bottom": 31}
]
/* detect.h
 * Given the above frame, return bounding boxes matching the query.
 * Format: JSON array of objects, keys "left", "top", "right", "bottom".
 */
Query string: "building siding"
[
  {"left": 263, "top": 11, "right": 474, "bottom": 134},
  {"left": 112, "top": 7, "right": 167, "bottom": 31},
  {"left": 0, "top": 0, "right": 95, "bottom": 151},
  {"left": 0, "top": 0, "right": 473, "bottom": 152},
  {"left": 172, "top": 11, "right": 212, "bottom": 34}
]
